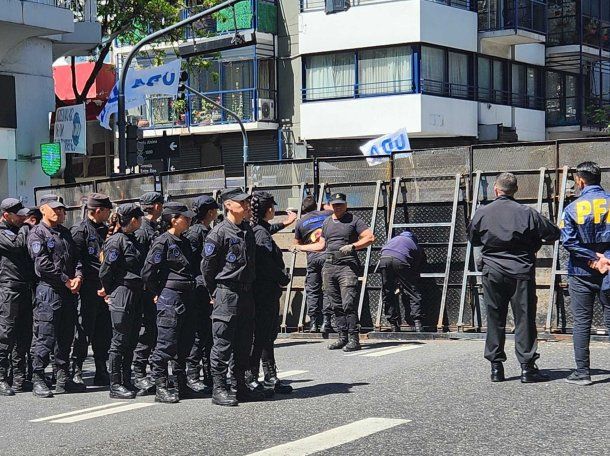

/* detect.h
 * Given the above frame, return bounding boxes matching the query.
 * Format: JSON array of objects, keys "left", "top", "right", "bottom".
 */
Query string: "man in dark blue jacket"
[
  {"left": 560, "top": 161, "right": 610, "bottom": 386},
  {"left": 378, "top": 231, "right": 426, "bottom": 332}
]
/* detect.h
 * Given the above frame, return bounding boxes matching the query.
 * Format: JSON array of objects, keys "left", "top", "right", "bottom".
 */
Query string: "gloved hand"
[
  {"left": 339, "top": 244, "right": 354, "bottom": 254},
  {"left": 279, "top": 272, "right": 291, "bottom": 287}
]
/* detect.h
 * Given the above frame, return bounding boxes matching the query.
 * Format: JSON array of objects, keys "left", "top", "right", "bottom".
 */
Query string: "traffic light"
[
  {"left": 177, "top": 71, "right": 189, "bottom": 101},
  {"left": 126, "top": 124, "right": 144, "bottom": 167}
]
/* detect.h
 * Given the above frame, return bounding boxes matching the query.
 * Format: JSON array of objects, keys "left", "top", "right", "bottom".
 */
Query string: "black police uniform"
[
  {"left": 294, "top": 209, "right": 333, "bottom": 329},
  {"left": 321, "top": 211, "right": 369, "bottom": 339},
  {"left": 142, "top": 209, "right": 197, "bottom": 403},
  {"left": 250, "top": 218, "right": 291, "bottom": 391},
  {"left": 99, "top": 204, "right": 146, "bottom": 399},
  {"left": 201, "top": 193, "right": 256, "bottom": 403},
  {"left": 184, "top": 220, "right": 214, "bottom": 390},
  {"left": 70, "top": 195, "right": 112, "bottom": 384},
  {"left": 132, "top": 207, "right": 161, "bottom": 383},
  {"left": 28, "top": 200, "right": 84, "bottom": 396},
  {"left": 468, "top": 195, "right": 559, "bottom": 376},
  {"left": 0, "top": 199, "right": 34, "bottom": 395}
]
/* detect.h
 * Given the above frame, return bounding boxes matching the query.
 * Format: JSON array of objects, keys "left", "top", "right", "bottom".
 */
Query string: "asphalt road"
[{"left": 2, "top": 337, "right": 610, "bottom": 456}]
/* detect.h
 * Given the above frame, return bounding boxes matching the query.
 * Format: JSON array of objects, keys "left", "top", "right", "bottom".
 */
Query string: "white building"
[{"left": 0, "top": 0, "right": 100, "bottom": 203}]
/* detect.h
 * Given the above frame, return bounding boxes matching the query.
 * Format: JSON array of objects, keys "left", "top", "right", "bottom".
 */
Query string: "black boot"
[
  {"left": 186, "top": 368, "right": 210, "bottom": 394},
  {"left": 55, "top": 369, "right": 86, "bottom": 394},
  {"left": 71, "top": 360, "right": 84, "bottom": 385},
  {"left": 236, "top": 372, "right": 266, "bottom": 402},
  {"left": 247, "top": 370, "right": 275, "bottom": 398},
  {"left": 109, "top": 355, "right": 135, "bottom": 399},
  {"left": 134, "top": 371, "right": 155, "bottom": 395},
  {"left": 521, "top": 362, "right": 549, "bottom": 383},
  {"left": 389, "top": 321, "right": 401, "bottom": 333},
  {"left": 32, "top": 373, "right": 53, "bottom": 398},
  {"left": 320, "top": 315, "right": 335, "bottom": 334},
  {"left": 263, "top": 363, "right": 293, "bottom": 394},
  {"left": 155, "top": 377, "right": 179, "bottom": 404},
  {"left": 122, "top": 362, "right": 136, "bottom": 393},
  {"left": 328, "top": 332, "right": 348, "bottom": 350},
  {"left": 308, "top": 320, "right": 320, "bottom": 333},
  {"left": 0, "top": 380, "right": 15, "bottom": 396},
  {"left": 343, "top": 333, "right": 361, "bottom": 352},
  {"left": 212, "top": 377, "right": 238, "bottom": 407},
  {"left": 490, "top": 362, "right": 505, "bottom": 382},
  {"left": 202, "top": 359, "right": 213, "bottom": 388},
  {"left": 94, "top": 359, "right": 110, "bottom": 386},
  {"left": 11, "top": 372, "right": 30, "bottom": 393},
  {"left": 414, "top": 320, "right": 424, "bottom": 333}
]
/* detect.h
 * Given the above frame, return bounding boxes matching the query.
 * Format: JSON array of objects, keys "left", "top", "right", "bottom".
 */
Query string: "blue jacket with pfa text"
[{"left": 560, "top": 185, "right": 610, "bottom": 276}]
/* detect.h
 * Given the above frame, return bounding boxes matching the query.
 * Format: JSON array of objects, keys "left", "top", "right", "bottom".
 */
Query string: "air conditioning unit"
[
  {"left": 258, "top": 98, "right": 275, "bottom": 121},
  {"left": 325, "top": 0, "right": 349, "bottom": 14}
]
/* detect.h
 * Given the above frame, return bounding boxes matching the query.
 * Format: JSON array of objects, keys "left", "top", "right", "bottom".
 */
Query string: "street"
[{"left": 2, "top": 337, "right": 610, "bottom": 456}]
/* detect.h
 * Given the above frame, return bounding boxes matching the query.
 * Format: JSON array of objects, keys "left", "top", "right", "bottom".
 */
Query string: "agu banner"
[
  {"left": 359, "top": 127, "right": 411, "bottom": 166},
  {"left": 54, "top": 104, "right": 86, "bottom": 155},
  {"left": 98, "top": 59, "right": 182, "bottom": 130}
]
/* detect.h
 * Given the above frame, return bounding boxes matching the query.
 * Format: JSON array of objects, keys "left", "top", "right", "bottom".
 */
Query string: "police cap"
[
  {"left": 329, "top": 193, "right": 347, "bottom": 205},
  {"left": 139, "top": 192, "right": 164, "bottom": 205},
  {"left": 24, "top": 207, "right": 42, "bottom": 218},
  {"left": 0, "top": 198, "right": 24, "bottom": 214},
  {"left": 220, "top": 188, "right": 251, "bottom": 203},
  {"left": 116, "top": 203, "right": 144, "bottom": 220},
  {"left": 39, "top": 194, "right": 66, "bottom": 209},
  {"left": 162, "top": 202, "right": 195, "bottom": 219},
  {"left": 252, "top": 191, "right": 277, "bottom": 206},
  {"left": 193, "top": 195, "right": 219, "bottom": 214},
  {"left": 87, "top": 193, "right": 113, "bottom": 209}
]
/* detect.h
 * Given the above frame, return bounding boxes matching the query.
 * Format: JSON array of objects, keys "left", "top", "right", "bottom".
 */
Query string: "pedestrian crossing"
[{"left": 30, "top": 402, "right": 156, "bottom": 424}]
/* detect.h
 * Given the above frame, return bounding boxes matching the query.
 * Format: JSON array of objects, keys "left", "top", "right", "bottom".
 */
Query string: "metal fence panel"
[
  {"left": 95, "top": 174, "right": 157, "bottom": 203},
  {"left": 160, "top": 166, "right": 226, "bottom": 198},
  {"left": 317, "top": 156, "right": 391, "bottom": 184},
  {"left": 245, "top": 159, "right": 315, "bottom": 189},
  {"left": 472, "top": 142, "right": 556, "bottom": 172},
  {"left": 393, "top": 147, "right": 470, "bottom": 178}
]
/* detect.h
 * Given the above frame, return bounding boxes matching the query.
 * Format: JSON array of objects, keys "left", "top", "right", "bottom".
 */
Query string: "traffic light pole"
[
  {"left": 117, "top": 0, "right": 242, "bottom": 173},
  {"left": 183, "top": 84, "right": 249, "bottom": 164}
]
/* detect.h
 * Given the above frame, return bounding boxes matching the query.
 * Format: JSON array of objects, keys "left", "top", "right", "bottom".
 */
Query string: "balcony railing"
[
  {"left": 301, "top": 79, "right": 415, "bottom": 101},
  {"left": 23, "top": 0, "right": 71, "bottom": 8},
  {"left": 478, "top": 0, "right": 546, "bottom": 35},
  {"left": 300, "top": 0, "right": 474, "bottom": 13}
]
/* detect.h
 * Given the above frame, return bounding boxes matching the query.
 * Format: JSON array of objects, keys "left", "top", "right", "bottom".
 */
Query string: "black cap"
[
  {"left": 220, "top": 188, "right": 251, "bottom": 203},
  {"left": 24, "top": 207, "right": 42, "bottom": 218},
  {"left": 252, "top": 191, "right": 277, "bottom": 206},
  {"left": 329, "top": 193, "right": 347, "bottom": 205},
  {"left": 193, "top": 195, "right": 219, "bottom": 214},
  {"left": 39, "top": 194, "right": 66, "bottom": 209},
  {"left": 162, "top": 202, "right": 195, "bottom": 219},
  {"left": 87, "top": 193, "right": 113, "bottom": 209},
  {"left": 116, "top": 203, "right": 144, "bottom": 220},
  {"left": 1, "top": 198, "right": 24, "bottom": 214},
  {"left": 139, "top": 192, "right": 164, "bottom": 205}
]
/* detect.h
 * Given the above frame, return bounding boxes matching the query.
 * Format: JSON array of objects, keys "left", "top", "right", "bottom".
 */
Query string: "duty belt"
[
  {"left": 217, "top": 281, "right": 252, "bottom": 292},
  {"left": 325, "top": 250, "right": 354, "bottom": 265}
]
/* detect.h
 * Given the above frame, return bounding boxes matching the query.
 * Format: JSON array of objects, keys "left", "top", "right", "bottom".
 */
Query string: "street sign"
[
  {"left": 40, "top": 143, "right": 64, "bottom": 177},
  {"left": 136, "top": 135, "right": 181, "bottom": 160}
]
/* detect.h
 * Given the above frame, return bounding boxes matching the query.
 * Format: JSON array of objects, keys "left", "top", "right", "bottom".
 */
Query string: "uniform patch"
[
  {"left": 47, "top": 239, "right": 55, "bottom": 249},
  {"left": 108, "top": 249, "right": 119, "bottom": 263},
  {"left": 227, "top": 252, "right": 237, "bottom": 263},
  {"left": 204, "top": 242, "right": 216, "bottom": 256},
  {"left": 2, "top": 229, "right": 16, "bottom": 239},
  {"left": 32, "top": 241, "right": 42, "bottom": 254},
  {"left": 88, "top": 246, "right": 97, "bottom": 255},
  {"left": 152, "top": 250, "right": 163, "bottom": 264},
  {"left": 169, "top": 245, "right": 181, "bottom": 258},
  {"left": 229, "top": 238, "right": 240, "bottom": 245},
  {"left": 264, "top": 239, "right": 273, "bottom": 252}
]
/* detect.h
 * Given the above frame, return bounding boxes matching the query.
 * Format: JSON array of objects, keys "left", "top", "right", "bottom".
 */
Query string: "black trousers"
[
  {"left": 186, "top": 286, "right": 212, "bottom": 377},
  {"left": 322, "top": 262, "right": 360, "bottom": 334},
  {"left": 0, "top": 285, "right": 33, "bottom": 382},
  {"left": 482, "top": 268, "right": 539, "bottom": 365},
  {"left": 149, "top": 288, "right": 196, "bottom": 381},
  {"left": 305, "top": 256, "right": 332, "bottom": 321},
  {"left": 250, "top": 284, "right": 281, "bottom": 375},
  {"left": 210, "top": 285, "right": 254, "bottom": 387},
  {"left": 32, "top": 284, "right": 77, "bottom": 375},
  {"left": 72, "top": 280, "right": 111, "bottom": 366},
  {"left": 132, "top": 291, "right": 157, "bottom": 376},
  {"left": 379, "top": 256, "right": 424, "bottom": 325},
  {"left": 568, "top": 275, "right": 610, "bottom": 374},
  {"left": 108, "top": 286, "right": 143, "bottom": 381}
]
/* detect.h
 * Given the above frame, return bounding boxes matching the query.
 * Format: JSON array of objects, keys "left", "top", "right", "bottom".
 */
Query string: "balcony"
[
  {"left": 478, "top": 0, "right": 546, "bottom": 45},
  {"left": 300, "top": 0, "right": 474, "bottom": 13},
  {"left": 51, "top": 0, "right": 101, "bottom": 59}
]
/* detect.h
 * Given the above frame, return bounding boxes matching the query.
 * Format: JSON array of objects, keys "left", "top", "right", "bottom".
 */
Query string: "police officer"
[
  {"left": 294, "top": 195, "right": 334, "bottom": 333},
  {"left": 560, "top": 162, "right": 610, "bottom": 386},
  {"left": 71, "top": 193, "right": 113, "bottom": 386},
  {"left": 132, "top": 191, "right": 163, "bottom": 393},
  {"left": 0, "top": 199, "right": 33, "bottom": 395},
  {"left": 142, "top": 202, "right": 197, "bottom": 404},
  {"left": 23, "top": 207, "right": 42, "bottom": 227},
  {"left": 248, "top": 192, "right": 292, "bottom": 395},
  {"left": 184, "top": 195, "right": 219, "bottom": 394},
  {"left": 202, "top": 188, "right": 263, "bottom": 406},
  {"left": 378, "top": 231, "right": 427, "bottom": 333},
  {"left": 28, "top": 195, "right": 86, "bottom": 397},
  {"left": 99, "top": 204, "right": 145, "bottom": 399},
  {"left": 467, "top": 173, "right": 559, "bottom": 383},
  {"left": 295, "top": 193, "right": 375, "bottom": 352}
]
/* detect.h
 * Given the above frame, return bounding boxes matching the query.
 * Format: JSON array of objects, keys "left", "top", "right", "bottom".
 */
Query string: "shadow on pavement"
[
  {"left": 275, "top": 341, "right": 324, "bottom": 348},
  {"left": 275, "top": 382, "right": 370, "bottom": 400}
]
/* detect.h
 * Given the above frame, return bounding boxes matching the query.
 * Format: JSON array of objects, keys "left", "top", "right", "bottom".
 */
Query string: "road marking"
[
  {"left": 50, "top": 403, "right": 155, "bottom": 423},
  {"left": 259, "top": 370, "right": 308, "bottom": 381},
  {"left": 344, "top": 344, "right": 424, "bottom": 357},
  {"left": 30, "top": 403, "right": 127, "bottom": 423},
  {"left": 246, "top": 417, "right": 410, "bottom": 456},
  {"left": 343, "top": 345, "right": 411, "bottom": 357}
]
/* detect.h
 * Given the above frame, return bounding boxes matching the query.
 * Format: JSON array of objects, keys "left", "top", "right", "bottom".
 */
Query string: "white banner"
[
  {"left": 98, "top": 59, "right": 182, "bottom": 130},
  {"left": 359, "top": 127, "right": 411, "bottom": 166},
  {"left": 54, "top": 104, "right": 86, "bottom": 155}
]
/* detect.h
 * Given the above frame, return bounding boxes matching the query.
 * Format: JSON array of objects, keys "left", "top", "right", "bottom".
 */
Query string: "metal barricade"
[
  {"left": 95, "top": 173, "right": 158, "bottom": 204},
  {"left": 160, "top": 166, "right": 226, "bottom": 208}
]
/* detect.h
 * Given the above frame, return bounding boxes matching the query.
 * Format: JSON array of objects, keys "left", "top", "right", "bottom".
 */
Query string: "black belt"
[
  {"left": 166, "top": 281, "right": 195, "bottom": 292},
  {"left": 217, "top": 282, "right": 252, "bottom": 292}
]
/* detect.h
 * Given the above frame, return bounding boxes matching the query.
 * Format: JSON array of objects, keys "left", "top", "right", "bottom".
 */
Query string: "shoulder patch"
[
  {"left": 229, "top": 238, "right": 240, "bottom": 245},
  {"left": 152, "top": 250, "right": 163, "bottom": 264},
  {"left": 264, "top": 238, "right": 273, "bottom": 252},
  {"left": 31, "top": 241, "right": 42, "bottom": 254},
  {"left": 108, "top": 249, "right": 119, "bottom": 263},
  {"left": 47, "top": 239, "right": 55, "bottom": 249},
  {"left": 2, "top": 229, "right": 16, "bottom": 239},
  {"left": 226, "top": 252, "right": 237, "bottom": 263},
  {"left": 204, "top": 242, "right": 216, "bottom": 256}
]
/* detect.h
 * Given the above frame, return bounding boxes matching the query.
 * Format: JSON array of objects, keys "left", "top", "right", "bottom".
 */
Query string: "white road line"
[
  {"left": 246, "top": 417, "right": 411, "bottom": 456},
  {"left": 343, "top": 345, "right": 412, "bottom": 357},
  {"left": 259, "top": 370, "right": 308, "bottom": 381},
  {"left": 50, "top": 403, "right": 155, "bottom": 423},
  {"left": 30, "top": 403, "right": 127, "bottom": 423},
  {"left": 362, "top": 345, "right": 423, "bottom": 357}
]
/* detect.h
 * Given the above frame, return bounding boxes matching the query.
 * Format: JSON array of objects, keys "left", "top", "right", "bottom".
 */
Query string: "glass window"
[
  {"left": 566, "top": 74, "right": 577, "bottom": 122},
  {"left": 257, "top": 59, "right": 275, "bottom": 100},
  {"left": 195, "top": 59, "right": 220, "bottom": 93},
  {"left": 448, "top": 51, "right": 469, "bottom": 98},
  {"left": 358, "top": 47, "right": 413, "bottom": 95},
  {"left": 527, "top": 67, "right": 541, "bottom": 109},
  {"left": 478, "top": 56, "right": 491, "bottom": 101},
  {"left": 304, "top": 53, "right": 355, "bottom": 100},
  {"left": 546, "top": 71, "right": 563, "bottom": 125},
  {"left": 222, "top": 60, "right": 254, "bottom": 119},
  {"left": 421, "top": 46, "right": 447, "bottom": 94},
  {"left": 511, "top": 63, "right": 526, "bottom": 107},
  {"left": 492, "top": 59, "right": 506, "bottom": 103}
]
